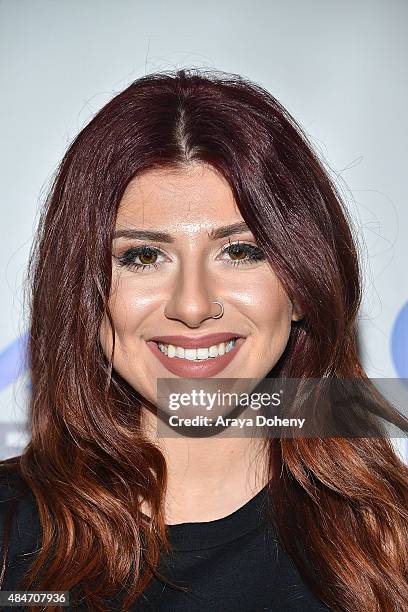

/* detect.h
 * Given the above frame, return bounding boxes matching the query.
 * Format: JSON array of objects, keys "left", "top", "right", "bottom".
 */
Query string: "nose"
[{"left": 163, "top": 261, "right": 222, "bottom": 328}]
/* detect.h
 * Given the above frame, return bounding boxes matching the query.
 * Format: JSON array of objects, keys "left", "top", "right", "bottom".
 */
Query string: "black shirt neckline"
[{"left": 164, "top": 484, "right": 270, "bottom": 552}]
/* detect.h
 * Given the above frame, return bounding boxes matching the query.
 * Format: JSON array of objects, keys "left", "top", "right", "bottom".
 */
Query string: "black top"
[{"left": 0, "top": 464, "right": 331, "bottom": 611}]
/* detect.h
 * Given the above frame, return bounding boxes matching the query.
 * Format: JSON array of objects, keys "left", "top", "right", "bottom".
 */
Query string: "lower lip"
[{"left": 146, "top": 338, "right": 245, "bottom": 377}]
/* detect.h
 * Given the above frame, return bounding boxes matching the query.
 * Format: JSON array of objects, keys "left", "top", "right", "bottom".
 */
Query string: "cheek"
[
  {"left": 99, "top": 279, "right": 138, "bottom": 359},
  {"left": 247, "top": 274, "right": 293, "bottom": 351},
  {"left": 103, "top": 276, "right": 153, "bottom": 337},
  {"left": 99, "top": 275, "right": 161, "bottom": 368},
  {"left": 240, "top": 271, "right": 292, "bottom": 322},
  {"left": 98, "top": 288, "right": 148, "bottom": 391}
]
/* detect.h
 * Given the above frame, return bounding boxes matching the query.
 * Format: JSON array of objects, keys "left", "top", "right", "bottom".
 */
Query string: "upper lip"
[{"left": 147, "top": 332, "right": 245, "bottom": 349}]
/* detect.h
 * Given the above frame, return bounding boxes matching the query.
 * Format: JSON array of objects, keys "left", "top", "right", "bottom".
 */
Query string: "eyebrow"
[{"left": 113, "top": 221, "right": 251, "bottom": 242}]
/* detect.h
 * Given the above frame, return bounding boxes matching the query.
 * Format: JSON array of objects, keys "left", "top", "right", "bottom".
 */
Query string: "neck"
[{"left": 140, "top": 406, "right": 270, "bottom": 524}]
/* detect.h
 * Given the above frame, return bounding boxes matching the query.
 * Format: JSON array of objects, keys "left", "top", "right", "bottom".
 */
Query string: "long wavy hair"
[{"left": 1, "top": 68, "right": 408, "bottom": 611}]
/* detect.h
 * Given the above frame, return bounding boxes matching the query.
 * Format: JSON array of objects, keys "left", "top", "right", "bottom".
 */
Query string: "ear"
[{"left": 291, "top": 300, "right": 304, "bottom": 322}]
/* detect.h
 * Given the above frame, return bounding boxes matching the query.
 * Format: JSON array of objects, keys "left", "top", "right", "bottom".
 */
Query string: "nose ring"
[{"left": 212, "top": 301, "right": 224, "bottom": 319}]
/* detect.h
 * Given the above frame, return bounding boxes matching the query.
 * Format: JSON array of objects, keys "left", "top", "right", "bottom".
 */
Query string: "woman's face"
[{"left": 99, "top": 162, "right": 301, "bottom": 407}]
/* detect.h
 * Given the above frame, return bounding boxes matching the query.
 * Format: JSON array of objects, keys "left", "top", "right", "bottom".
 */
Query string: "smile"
[
  {"left": 146, "top": 334, "right": 246, "bottom": 377},
  {"left": 155, "top": 337, "right": 238, "bottom": 360}
]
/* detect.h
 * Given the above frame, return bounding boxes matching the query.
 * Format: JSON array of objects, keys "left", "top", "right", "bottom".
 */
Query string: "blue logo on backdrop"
[
  {"left": 391, "top": 301, "right": 408, "bottom": 379},
  {"left": 0, "top": 331, "right": 29, "bottom": 392}
]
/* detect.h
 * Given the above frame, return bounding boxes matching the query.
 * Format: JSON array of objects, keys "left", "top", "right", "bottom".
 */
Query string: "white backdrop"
[{"left": 0, "top": 0, "right": 407, "bottom": 461}]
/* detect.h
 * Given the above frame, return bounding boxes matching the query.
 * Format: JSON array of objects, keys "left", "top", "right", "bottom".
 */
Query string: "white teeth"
[
  {"left": 155, "top": 338, "right": 238, "bottom": 360},
  {"left": 184, "top": 348, "right": 197, "bottom": 361},
  {"left": 196, "top": 348, "right": 209, "bottom": 360}
]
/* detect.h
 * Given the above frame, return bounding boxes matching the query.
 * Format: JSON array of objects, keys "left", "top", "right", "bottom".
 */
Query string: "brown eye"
[
  {"left": 116, "top": 245, "right": 163, "bottom": 271},
  {"left": 221, "top": 242, "right": 266, "bottom": 267},
  {"left": 138, "top": 247, "right": 158, "bottom": 265},
  {"left": 228, "top": 245, "right": 248, "bottom": 260}
]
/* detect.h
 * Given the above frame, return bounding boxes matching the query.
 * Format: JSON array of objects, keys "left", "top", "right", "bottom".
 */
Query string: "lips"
[
  {"left": 146, "top": 336, "right": 246, "bottom": 377},
  {"left": 147, "top": 332, "right": 244, "bottom": 349}
]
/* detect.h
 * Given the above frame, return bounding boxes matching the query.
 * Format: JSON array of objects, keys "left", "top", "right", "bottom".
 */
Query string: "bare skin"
[{"left": 99, "top": 162, "right": 302, "bottom": 524}]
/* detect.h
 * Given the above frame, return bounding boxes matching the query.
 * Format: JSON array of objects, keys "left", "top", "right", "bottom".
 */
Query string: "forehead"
[{"left": 116, "top": 162, "right": 243, "bottom": 233}]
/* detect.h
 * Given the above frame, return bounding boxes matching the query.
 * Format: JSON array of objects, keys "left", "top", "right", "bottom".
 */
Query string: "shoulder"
[
  {"left": 0, "top": 456, "right": 36, "bottom": 517},
  {"left": 0, "top": 456, "right": 42, "bottom": 584}
]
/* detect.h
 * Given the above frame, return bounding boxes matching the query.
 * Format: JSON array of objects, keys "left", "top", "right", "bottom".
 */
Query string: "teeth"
[
  {"left": 209, "top": 345, "right": 218, "bottom": 357},
  {"left": 197, "top": 348, "right": 209, "bottom": 359},
  {"left": 155, "top": 338, "right": 238, "bottom": 360}
]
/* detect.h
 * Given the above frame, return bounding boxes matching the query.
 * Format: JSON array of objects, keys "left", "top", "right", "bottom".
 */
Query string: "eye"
[
  {"left": 115, "top": 245, "right": 165, "bottom": 271},
  {"left": 220, "top": 241, "right": 266, "bottom": 267}
]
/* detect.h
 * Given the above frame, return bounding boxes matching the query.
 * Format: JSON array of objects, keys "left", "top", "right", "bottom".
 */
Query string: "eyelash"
[{"left": 115, "top": 241, "right": 266, "bottom": 272}]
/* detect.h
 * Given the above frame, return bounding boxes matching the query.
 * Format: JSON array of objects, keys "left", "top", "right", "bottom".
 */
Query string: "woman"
[{"left": 1, "top": 68, "right": 407, "bottom": 612}]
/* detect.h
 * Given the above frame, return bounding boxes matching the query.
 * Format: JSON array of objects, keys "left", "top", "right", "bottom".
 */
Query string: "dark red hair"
[{"left": 1, "top": 68, "right": 408, "bottom": 611}]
